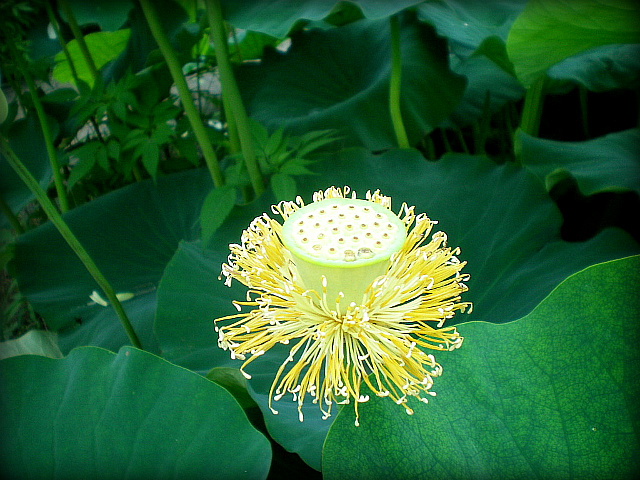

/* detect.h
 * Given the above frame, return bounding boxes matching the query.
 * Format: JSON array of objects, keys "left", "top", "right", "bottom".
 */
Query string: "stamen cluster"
[{"left": 215, "top": 186, "right": 471, "bottom": 425}]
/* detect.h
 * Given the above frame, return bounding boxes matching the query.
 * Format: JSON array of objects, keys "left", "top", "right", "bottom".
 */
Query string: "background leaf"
[
  {"left": 0, "top": 346, "right": 271, "bottom": 479},
  {"left": 219, "top": 0, "right": 425, "bottom": 38},
  {"left": 60, "top": 0, "right": 133, "bottom": 31},
  {"left": 323, "top": 255, "right": 640, "bottom": 479},
  {"left": 236, "top": 15, "right": 466, "bottom": 150},
  {"left": 519, "top": 128, "right": 640, "bottom": 195},
  {"left": 506, "top": 0, "right": 640, "bottom": 86},
  {"left": 547, "top": 43, "right": 640, "bottom": 92},
  {"left": 53, "top": 30, "right": 131, "bottom": 87},
  {"left": 0, "top": 116, "right": 54, "bottom": 229},
  {"left": 10, "top": 168, "right": 213, "bottom": 354},
  {"left": 417, "top": 0, "right": 526, "bottom": 53},
  {"left": 0, "top": 330, "right": 62, "bottom": 360}
]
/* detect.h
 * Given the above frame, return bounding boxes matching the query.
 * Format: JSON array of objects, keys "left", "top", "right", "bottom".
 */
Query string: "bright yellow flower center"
[{"left": 281, "top": 198, "right": 406, "bottom": 306}]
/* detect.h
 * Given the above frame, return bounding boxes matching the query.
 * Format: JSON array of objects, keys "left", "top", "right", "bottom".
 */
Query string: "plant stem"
[
  {"left": 578, "top": 85, "right": 590, "bottom": 139},
  {"left": 454, "top": 127, "right": 469, "bottom": 154},
  {"left": 389, "top": 15, "right": 410, "bottom": 149},
  {"left": 206, "top": 0, "right": 264, "bottom": 196},
  {"left": 138, "top": 0, "right": 224, "bottom": 188},
  {"left": 45, "top": 2, "right": 81, "bottom": 85},
  {"left": 0, "top": 195, "right": 24, "bottom": 234},
  {"left": 0, "top": 137, "right": 143, "bottom": 349},
  {"left": 439, "top": 128, "right": 452, "bottom": 153},
  {"left": 57, "top": 0, "right": 99, "bottom": 83},
  {"left": 8, "top": 42, "right": 70, "bottom": 213},
  {"left": 222, "top": 93, "right": 241, "bottom": 154},
  {"left": 519, "top": 75, "right": 546, "bottom": 137}
]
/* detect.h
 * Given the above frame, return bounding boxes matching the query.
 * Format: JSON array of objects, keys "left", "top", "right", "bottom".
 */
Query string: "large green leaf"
[
  {"left": 0, "top": 116, "right": 54, "bottom": 229},
  {"left": 61, "top": 0, "right": 133, "bottom": 31},
  {"left": 308, "top": 149, "right": 639, "bottom": 324},
  {"left": 519, "top": 128, "right": 640, "bottom": 195},
  {"left": 506, "top": 0, "right": 640, "bottom": 86},
  {"left": 153, "top": 148, "right": 638, "bottom": 470},
  {"left": 236, "top": 15, "right": 466, "bottom": 150},
  {"left": 219, "top": 0, "right": 425, "bottom": 38},
  {"left": 0, "top": 346, "right": 271, "bottom": 479},
  {"left": 53, "top": 30, "right": 131, "bottom": 87},
  {"left": 547, "top": 43, "right": 640, "bottom": 92},
  {"left": 10, "top": 168, "right": 214, "bottom": 354},
  {"left": 417, "top": 0, "right": 526, "bottom": 52},
  {"left": 323, "top": 255, "right": 640, "bottom": 479},
  {"left": 443, "top": 51, "right": 524, "bottom": 128}
]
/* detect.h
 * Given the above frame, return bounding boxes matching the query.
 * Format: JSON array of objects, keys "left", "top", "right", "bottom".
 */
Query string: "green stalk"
[
  {"left": 222, "top": 93, "right": 241, "bottom": 154},
  {"left": 389, "top": 15, "right": 410, "bottom": 149},
  {"left": 57, "top": 0, "right": 99, "bottom": 83},
  {"left": 519, "top": 75, "right": 546, "bottom": 137},
  {"left": 454, "top": 127, "right": 469, "bottom": 154},
  {"left": 45, "top": 2, "right": 80, "bottom": 85},
  {"left": 138, "top": 0, "right": 224, "bottom": 187},
  {"left": 206, "top": 0, "right": 264, "bottom": 196},
  {"left": 578, "top": 85, "right": 590, "bottom": 139},
  {"left": 8, "top": 42, "right": 70, "bottom": 212},
  {"left": 0, "top": 195, "right": 24, "bottom": 234},
  {"left": 439, "top": 128, "right": 453, "bottom": 153},
  {"left": 0, "top": 137, "right": 143, "bottom": 350}
]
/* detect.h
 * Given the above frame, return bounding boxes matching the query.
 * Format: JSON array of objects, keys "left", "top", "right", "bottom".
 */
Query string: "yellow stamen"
[{"left": 214, "top": 186, "right": 471, "bottom": 425}]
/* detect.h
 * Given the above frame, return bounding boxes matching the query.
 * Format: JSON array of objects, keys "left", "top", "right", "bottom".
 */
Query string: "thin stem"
[
  {"left": 519, "top": 75, "right": 546, "bottom": 137},
  {"left": 0, "top": 137, "right": 142, "bottom": 349},
  {"left": 578, "top": 85, "right": 590, "bottom": 139},
  {"left": 45, "top": 2, "right": 80, "bottom": 85},
  {"left": 206, "top": 0, "right": 264, "bottom": 196},
  {"left": 8, "top": 42, "right": 70, "bottom": 212},
  {"left": 439, "top": 128, "right": 452, "bottom": 153},
  {"left": 454, "top": 127, "right": 469, "bottom": 154},
  {"left": 138, "top": 0, "right": 224, "bottom": 187},
  {"left": 223, "top": 93, "right": 241, "bottom": 154},
  {"left": 0, "top": 194, "right": 25, "bottom": 234},
  {"left": 389, "top": 15, "right": 410, "bottom": 149},
  {"left": 475, "top": 91, "right": 491, "bottom": 155},
  {"left": 57, "top": 0, "right": 99, "bottom": 83}
]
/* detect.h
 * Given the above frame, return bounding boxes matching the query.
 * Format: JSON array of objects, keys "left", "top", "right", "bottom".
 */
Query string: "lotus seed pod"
[{"left": 281, "top": 197, "right": 407, "bottom": 306}]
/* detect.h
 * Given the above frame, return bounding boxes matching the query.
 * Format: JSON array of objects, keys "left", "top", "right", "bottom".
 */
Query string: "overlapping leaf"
[
  {"left": 0, "top": 116, "right": 54, "bottom": 229},
  {"left": 519, "top": 128, "right": 640, "bottom": 195},
  {"left": 235, "top": 16, "right": 465, "bottom": 150},
  {"left": 10, "top": 168, "right": 214, "bottom": 354},
  {"left": 219, "top": 0, "right": 425, "bottom": 38},
  {"left": 506, "top": 0, "right": 640, "bottom": 86},
  {"left": 0, "top": 346, "right": 271, "bottom": 479},
  {"left": 323, "top": 255, "right": 640, "bottom": 479}
]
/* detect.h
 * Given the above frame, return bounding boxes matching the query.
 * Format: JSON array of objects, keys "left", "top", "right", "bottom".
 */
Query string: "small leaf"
[
  {"left": 67, "top": 147, "right": 98, "bottom": 189},
  {"left": 264, "top": 127, "right": 286, "bottom": 157},
  {"left": 270, "top": 172, "right": 297, "bottom": 201},
  {"left": 200, "top": 186, "right": 237, "bottom": 245},
  {"left": 140, "top": 141, "right": 160, "bottom": 179}
]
